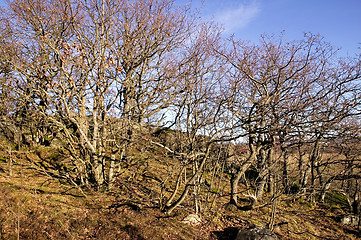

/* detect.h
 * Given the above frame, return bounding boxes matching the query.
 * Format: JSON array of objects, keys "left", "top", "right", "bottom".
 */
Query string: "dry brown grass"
[{"left": 0, "top": 139, "right": 360, "bottom": 240}]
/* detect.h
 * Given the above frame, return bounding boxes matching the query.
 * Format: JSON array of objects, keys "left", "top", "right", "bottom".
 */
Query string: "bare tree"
[
  {"left": 220, "top": 33, "right": 360, "bottom": 207},
  {"left": 153, "top": 22, "right": 235, "bottom": 214},
  {"left": 0, "top": 0, "right": 198, "bottom": 190}
]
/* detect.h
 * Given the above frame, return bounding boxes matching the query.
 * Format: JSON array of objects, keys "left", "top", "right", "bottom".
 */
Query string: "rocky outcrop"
[
  {"left": 235, "top": 227, "right": 278, "bottom": 240},
  {"left": 337, "top": 214, "right": 360, "bottom": 226},
  {"left": 181, "top": 214, "right": 202, "bottom": 226}
]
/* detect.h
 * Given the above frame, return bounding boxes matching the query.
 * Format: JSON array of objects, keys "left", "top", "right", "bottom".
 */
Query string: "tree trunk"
[
  {"left": 301, "top": 165, "right": 310, "bottom": 189},
  {"left": 320, "top": 179, "right": 332, "bottom": 202},
  {"left": 165, "top": 165, "right": 186, "bottom": 207},
  {"left": 165, "top": 150, "right": 210, "bottom": 214},
  {"left": 268, "top": 172, "right": 274, "bottom": 195},
  {"left": 282, "top": 152, "right": 289, "bottom": 191},
  {"left": 92, "top": 153, "right": 104, "bottom": 187},
  {"left": 108, "top": 153, "right": 116, "bottom": 190},
  {"left": 256, "top": 177, "right": 267, "bottom": 200},
  {"left": 310, "top": 138, "right": 321, "bottom": 188},
  {"left": 267, "top": 146, "right": 275, "bottom": 194},
  {"left": 230, "top": 148, "right": 257, "bottom": 206}
]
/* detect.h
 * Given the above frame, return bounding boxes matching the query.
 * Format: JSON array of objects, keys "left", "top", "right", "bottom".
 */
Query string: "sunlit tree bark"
[
  {"left": 0, "top": 0, "right": 198, "bottom": 189},
  {"left": 220, "top": 33, "right": 361, "bottom": 206}
]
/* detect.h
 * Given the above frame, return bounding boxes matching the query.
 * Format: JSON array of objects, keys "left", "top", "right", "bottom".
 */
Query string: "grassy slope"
[{"left": 0, "top": 141, "right": 360, "bottom": 239}]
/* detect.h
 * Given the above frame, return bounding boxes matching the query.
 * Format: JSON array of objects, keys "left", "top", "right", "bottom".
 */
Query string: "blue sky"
[
  {"left": 1, "top": 0, "right": 359, "bottom": 57},
  {"left": 177, "top": 0, "right": 361, "bottom": 57}
]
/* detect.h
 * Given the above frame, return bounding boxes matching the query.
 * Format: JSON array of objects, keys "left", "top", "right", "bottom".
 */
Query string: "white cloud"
[{"left": 214, "top": 1, "right": 260, "bottom": 32}]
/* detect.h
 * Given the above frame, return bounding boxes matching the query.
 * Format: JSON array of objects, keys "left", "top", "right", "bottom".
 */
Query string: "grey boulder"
[{"left": 235, "top": 227, "right": 278, "bottom": 240}]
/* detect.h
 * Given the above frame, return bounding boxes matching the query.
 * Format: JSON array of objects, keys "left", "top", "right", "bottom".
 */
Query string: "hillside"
[
  {"left": 0, "top": 136, "right": 360, "bottom": 240},
  {"left": 1, "top": 0, "right": 361, "bottom": 239}
]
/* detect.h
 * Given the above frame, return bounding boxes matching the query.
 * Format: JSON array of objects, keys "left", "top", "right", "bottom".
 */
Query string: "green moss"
[
  {"left": 297, "top": 197, "right": 315, "bottom": 209},
  {"left": 0, "top": 156, "right": 8, "bottom": 162},
  {"left": 304, "top": 201, "right": 315, "bottom": 209},
  {"left": 225, "top": 203, "right": 238, "bottom": 212},
  {"left": 211, "top": 188, "right": 220, "bottom": 194},
  {"left": 44, "top": 136, "right": 54, "bottom": 142},
  {"left": 324, "top": 190, "right": 351, "bottom": 210},
  {"left": 49, "top": 152, "right": 60, "bottom": 161}
]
